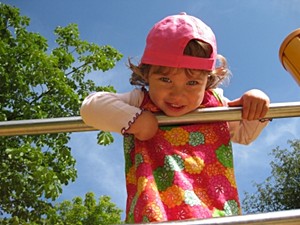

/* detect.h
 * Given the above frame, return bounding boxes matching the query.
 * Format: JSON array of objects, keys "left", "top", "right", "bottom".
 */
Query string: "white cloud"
[
  {"left": 264, "top": 117, "right": 300, "bottom": 145},
  {"left": 57, "top": 131, "right": 127, "bottom": 218}
]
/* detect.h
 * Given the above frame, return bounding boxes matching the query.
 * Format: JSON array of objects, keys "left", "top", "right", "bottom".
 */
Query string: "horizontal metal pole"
[
  {"left": 156, "top": 101, "right": 300, "bottom": 125},
  {"left": 130, "top": 209, "right": 300, "bottom": 225},
  {"left": 0, "top": 102, "right": 300, "bottom": 136}
]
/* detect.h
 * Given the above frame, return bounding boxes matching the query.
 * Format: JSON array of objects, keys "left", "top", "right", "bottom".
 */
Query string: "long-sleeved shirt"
[{"left": 80, "top": 88, "right": 268, "bottom": 145}]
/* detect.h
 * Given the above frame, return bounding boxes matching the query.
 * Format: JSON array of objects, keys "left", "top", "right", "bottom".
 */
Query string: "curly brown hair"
[{"left": 128, "top": 40, "right": 230, "bottom": 89}]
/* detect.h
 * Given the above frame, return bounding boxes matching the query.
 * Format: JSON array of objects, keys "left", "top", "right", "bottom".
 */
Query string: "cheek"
[
  {"left": 148, "top": 86, "right": 161, "bottom": 104},
  {"left": 191, "top": 92, "right": 205, "bottom": 106}
]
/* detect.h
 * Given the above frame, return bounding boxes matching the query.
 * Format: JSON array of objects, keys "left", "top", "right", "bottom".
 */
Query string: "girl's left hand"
[{"left": 228, "top": 89, "right": 270, "bottom": 121}]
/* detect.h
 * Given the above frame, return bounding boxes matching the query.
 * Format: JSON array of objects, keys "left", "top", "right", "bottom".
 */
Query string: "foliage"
[
  {"left": 46, "top": 193, "right": 123, "bottom": 225},
  {"left": 0, "top": 193, "right": 123, "bottom": 225},
  {"left": 0, "top": 3, "right": 122, "bottom": 223},
  {"left": 97, "top": 131, "right": 114, "bottom": 146},
  {"left": 242, "top": 139, "right": 300, "bottom": 213}
]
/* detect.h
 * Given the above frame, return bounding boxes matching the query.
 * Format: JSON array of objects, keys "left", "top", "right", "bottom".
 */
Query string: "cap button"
[{"left": 179, "top": 12, "right": 187, "bottom": 15}]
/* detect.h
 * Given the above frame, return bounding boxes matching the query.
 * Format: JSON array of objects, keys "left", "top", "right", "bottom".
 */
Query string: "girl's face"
[{"left": 148, "top": 67, "right": 208, "bottom": 117}]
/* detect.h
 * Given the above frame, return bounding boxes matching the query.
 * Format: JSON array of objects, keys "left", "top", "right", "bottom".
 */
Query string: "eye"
[
  {"left": 159, "top": 77, "right": 171, "bottom": 83},
  {"left": 186, "top": 80, "right": 199, "bottom": 86}
]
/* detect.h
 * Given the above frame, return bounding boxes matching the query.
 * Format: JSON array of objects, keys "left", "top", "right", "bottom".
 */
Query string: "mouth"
[{"left": 166, "top": 103, "right": 185, "bottom": 111}]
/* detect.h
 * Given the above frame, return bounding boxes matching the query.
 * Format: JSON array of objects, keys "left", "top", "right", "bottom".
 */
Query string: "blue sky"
[{"left": 4, "top": 0, "right": 300, "bottom": 219}]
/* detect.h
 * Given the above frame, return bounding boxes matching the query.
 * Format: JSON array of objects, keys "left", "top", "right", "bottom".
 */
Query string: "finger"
[
  {"left": 228, "top": 98, "right": 242, "bottom": 107},
  {"left": 247, "top": 101, "right": 266, "bottom": 120},
  {"left": 258, "top": 103, "right": 269, "bottom": 119},
  {"left": 252, "top": 102, "right": 264, "bottom": 120},
  {"left": 242, "top": 100, "right": 252, "bottom": 120},
  {"left": 251, "top": 102, "right": 269, "bottom": 120}
]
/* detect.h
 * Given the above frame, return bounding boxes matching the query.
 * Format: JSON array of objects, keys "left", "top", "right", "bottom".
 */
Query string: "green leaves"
[
  {"left": 0, "top": 3, "right": 122, "bottom": 223},
  {"left": 0, "top": 135, "right": 77, "bottom": 219},
  {"left": 242, "top": 139, "right": 300, "bottom": 213},
  {"left": 46, "top": 193, "right": 123, "bottom": 225},
  {"left": 0, "top": 192, "right": 123, "bottom": 224},
  {"left": 97, "top": 131, "right": 114, "bottom": 146}
]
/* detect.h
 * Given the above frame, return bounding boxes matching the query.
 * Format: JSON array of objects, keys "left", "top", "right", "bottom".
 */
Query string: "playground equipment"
[
  {"left": 279, "top": 28, "right": 300, "bottom": 85},
  {"left": 1, "top": 30, "right": 300, "bottom": 224},
  {"left": 131, "top": 209, "right": 300, "bottom": 225},
  {"left": 0, "top": 102, "right": 300, "bottom": 136}
]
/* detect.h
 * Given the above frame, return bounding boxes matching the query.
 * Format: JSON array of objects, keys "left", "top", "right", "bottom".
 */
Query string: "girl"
[{"left": 80, "top": 13, "right": 270, "bottom": 223}]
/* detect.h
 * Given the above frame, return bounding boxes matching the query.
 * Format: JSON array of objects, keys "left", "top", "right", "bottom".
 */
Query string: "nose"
[{"left": 169, "top": 84, "right": 184, "bottom": 98}]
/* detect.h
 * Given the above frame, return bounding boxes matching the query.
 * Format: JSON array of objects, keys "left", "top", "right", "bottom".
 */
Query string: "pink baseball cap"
[{"left": 141, "top": 12, "right": 217, "bottom": 71}]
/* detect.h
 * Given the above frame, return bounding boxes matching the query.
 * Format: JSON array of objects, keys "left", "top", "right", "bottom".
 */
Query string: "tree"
[
  {"left": 0, "top": 3, "right": 122, "bottom": 223},
  {"left": 242, "top": 139, "right": 300, "bottom": 213},
  {"left": 46, "top": 192, "right": 123, "bottom": 225},
  {"left": 0, "top": 193, "right": 123, "bottom": 225}
]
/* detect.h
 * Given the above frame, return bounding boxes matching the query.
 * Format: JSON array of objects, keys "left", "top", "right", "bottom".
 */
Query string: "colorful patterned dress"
[{"left": 123, "top": 89, "right": 241, "bottom": 223}]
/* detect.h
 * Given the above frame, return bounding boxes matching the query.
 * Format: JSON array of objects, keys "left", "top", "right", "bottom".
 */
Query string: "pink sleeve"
[{"left": 80, "top": 88, "right": 144, "bottom": 134}]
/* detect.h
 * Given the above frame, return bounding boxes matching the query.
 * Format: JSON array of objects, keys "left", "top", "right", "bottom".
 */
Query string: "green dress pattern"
[{"left": 124, "top": 89, "right": 241, "bottom": 223}]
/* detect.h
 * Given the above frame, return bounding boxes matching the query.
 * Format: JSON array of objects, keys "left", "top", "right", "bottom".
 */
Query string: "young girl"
[{"left": 80, "top": 13, "right": 270, "bottom": 223}]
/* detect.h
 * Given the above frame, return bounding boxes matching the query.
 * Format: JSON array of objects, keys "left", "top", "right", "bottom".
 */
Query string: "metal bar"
[
  {"left": 130, "top": 209, "right": 300, "bottom": 225},
  {"left": 1, "top": 102, "right": 300, "bottom": 136},
  {"left": 157, "top": 101, "right": 300, "bottom": 125}
]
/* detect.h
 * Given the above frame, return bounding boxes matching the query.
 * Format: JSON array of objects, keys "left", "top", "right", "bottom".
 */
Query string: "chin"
[{"left": 163, "top": 111, "right": 187, "bottom": 117}]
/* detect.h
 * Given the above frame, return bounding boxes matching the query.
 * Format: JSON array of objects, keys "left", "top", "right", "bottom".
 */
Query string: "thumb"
[{"left": 228, "top": 98, "right": 243, "bottom": 107}]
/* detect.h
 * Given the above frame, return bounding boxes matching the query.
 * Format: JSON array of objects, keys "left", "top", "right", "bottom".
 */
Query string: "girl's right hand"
[{"left": 126, "top": 111, "right": 158, "bottom": 141}]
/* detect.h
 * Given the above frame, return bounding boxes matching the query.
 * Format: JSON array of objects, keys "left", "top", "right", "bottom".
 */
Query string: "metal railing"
[
  {"left": 1, "top": 102, "right": 300, "bottom": 136},
  {"left": 1, "top": 102, "right": 300, "bottom": 224},
  {"left": 130, "top": 209, "right": 300, "bottom": 225}
]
